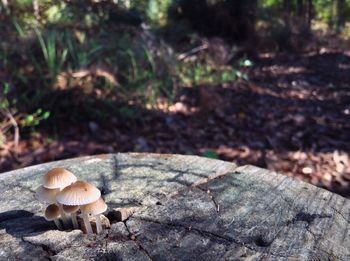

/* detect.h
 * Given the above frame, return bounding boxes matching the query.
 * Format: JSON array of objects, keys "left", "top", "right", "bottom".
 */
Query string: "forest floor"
[{"left": 1, "top": 47, "right": 350, "bottom": 198}]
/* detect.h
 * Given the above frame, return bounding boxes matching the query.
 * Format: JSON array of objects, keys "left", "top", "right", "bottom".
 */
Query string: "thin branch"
[
  {"left": 33, "top": 0, "right": 40, "bottom": 20},
  {"left": 177, "top": 44, "right": 209, "bottom": 61},
  {"left": 0, "top": 109, "right": 19, "bottom": 156}
]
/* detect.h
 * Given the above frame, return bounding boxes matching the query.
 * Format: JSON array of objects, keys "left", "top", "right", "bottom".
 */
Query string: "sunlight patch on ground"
[
  {"left": 261, "top": 65, "right": 307, "bottom": 75},
  {"left": 211, "top": 144, "right": 350, "bottom": 197}
]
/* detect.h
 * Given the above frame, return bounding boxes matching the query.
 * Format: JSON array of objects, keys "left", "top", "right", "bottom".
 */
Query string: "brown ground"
[{"left": 1, "top": 49, "right": 350, "bottom": 198}]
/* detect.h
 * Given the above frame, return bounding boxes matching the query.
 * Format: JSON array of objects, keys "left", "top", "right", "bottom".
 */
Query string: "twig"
[
  {"left": 0, "top": 109, "right": 19, "bottom": 156},
  {"left": 177, "top": 44, "right": 209, "bottom": 61},
  {"left": 33, "top": 0, "right": 40, "bottom": 20}
]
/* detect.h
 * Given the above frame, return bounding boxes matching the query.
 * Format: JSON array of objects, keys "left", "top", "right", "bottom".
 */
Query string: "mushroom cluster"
[{"left": 35, "top": 168, "right": 107, "bottom": 234}]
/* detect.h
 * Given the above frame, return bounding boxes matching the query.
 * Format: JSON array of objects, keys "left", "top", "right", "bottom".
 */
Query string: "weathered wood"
[{"left": 0, "top": 153, "right": 349, "bottom": 260}]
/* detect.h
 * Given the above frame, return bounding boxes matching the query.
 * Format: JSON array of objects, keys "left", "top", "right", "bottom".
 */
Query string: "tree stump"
[{"left": 0, "top": 153, "right": 349, "bottom": 260}]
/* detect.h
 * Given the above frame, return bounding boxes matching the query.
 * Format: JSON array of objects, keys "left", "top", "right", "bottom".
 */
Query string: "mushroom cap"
[
  {"left": 43, "top": 168, "right": 77, "bottom": 189},
  {"left": 45, "top": 204, "right": 60, "bottom": 221},
  {"left": 80, "top": 197, "right": 107, "bottom": 215},
  {"left": 35, "top": 185, "right": 60, "bottom": 203},
  {"left": 56, "top": 181, "right": 101, "bottom": 206},
  {"left": 62, "top": 204, "right": 80, "bottom": 214}
]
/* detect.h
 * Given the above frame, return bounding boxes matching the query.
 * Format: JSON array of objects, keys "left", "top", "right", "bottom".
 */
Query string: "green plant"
[
  {"left": 21, "top": 108, "right": 50, "bottom": 127},
  {"left": 0, "top": 83, "right": 50, "bottom": 152},
  {"left": 146, "top": 0, "right": 173, "bottom": 26},
  {"left": 178, "top": 60, "right": 246, "bottom": 86},
  {"left": 66, "top": 31, "right": 103, "bottom": 69},
  {"left": 0, "top": 83, "right": 13, "bottom": 111},
  {"left": 116, "top": 39, "right": 176, "bottom": 107},
  {"left": 201, "top": 150, "right": 219, "bottom": 159},
  {"left": 33, "top": 28, "right": 68, "bottom": 84},
  {"left": 1, "top": 84, "right": 50, "bottom": 127}
]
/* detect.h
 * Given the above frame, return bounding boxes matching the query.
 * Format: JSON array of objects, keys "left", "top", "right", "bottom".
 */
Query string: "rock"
[{"left": 0, "top": 153, "right": 349, "bottom": 260}]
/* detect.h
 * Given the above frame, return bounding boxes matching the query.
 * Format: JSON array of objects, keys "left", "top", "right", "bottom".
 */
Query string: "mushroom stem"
[
  {"left": 57, "top": 203, "right": 70, "bottom": 228},
  {"left": 95, "top": 214, "right": 102, "bottom": 234},
  {"left": 53, "top": 219, "right": 63, "bottom": 230},
  {"left": 71, "top": 213, "right": 79, "bottom": 229},
  {"left": 82, "top": 213, "right": 93, "bottom": 234}
]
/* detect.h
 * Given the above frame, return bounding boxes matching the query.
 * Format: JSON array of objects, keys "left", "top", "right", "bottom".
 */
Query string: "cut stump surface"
[{"left": 0, "top": 153, "right": 349, "bottom": 260}]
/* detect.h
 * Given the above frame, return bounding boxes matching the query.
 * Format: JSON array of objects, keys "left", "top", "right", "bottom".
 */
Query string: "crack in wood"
[
  {"left": 192, "top": 166, "right": 235, "bottom": 188},
  {"left": 124, "top": 222, "right": 154, "bottom": 261},
  {"left": 196, "top": 186, "right": 220, "bottom": 213},
  {"left": 292, "top": 212, "right": 332, "bottom": 224},
  {"left": 21, "top": 237, "right": 57, "bottom": 257},
  {"left": 133, "top": 216, "right": 256, "bottom": 251},
  {"left": 316, "top": 247, "right": 344, "bottom": 260},
  {"left": 168, "top": 166, "right": 236, "bottom": 199},
  {"left": 258, "top": 210, "right": 333, "bottom": 251},
  {"left": 330, "top": 206, "right": 349, "bottom": 223},
  {"left": 103, "top": 226, "right": 111, "bottom": 257}
]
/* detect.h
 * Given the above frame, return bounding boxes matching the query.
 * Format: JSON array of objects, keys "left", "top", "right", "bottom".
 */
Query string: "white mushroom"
[
  {"left": 80, "top": 197, "right": 108, "bottom": 234},
  {"left": 62, "top": 205, "right": 80, "bottom": 229},
  {"left": 42, "top": 168, "right": 77, "bottom": 189},
  {"left": 35, "top": 185, "right": 69, "bottom": 226},
  {"left": 44, "top": 204, "right": 63, "bottom": 230},
  {"left": 35, "top": 185, "right": 59, "bottom": 204},
  {"left": 42, "top": 168, "right": 77, "bottom": 227},
  {"left": 56, "top": 181, "right": 101, "bottom": 234}
]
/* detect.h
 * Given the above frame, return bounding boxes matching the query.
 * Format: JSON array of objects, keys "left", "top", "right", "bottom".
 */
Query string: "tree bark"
[{"left": 333, "top": 0, "right": 346, "bottom": 33}]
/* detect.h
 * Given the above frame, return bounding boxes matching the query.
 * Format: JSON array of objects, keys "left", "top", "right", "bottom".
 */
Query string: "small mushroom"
[
  {"left": 80, "top": 197, "right": 108, "bottom": 234},
  {"left": 35, "top": 185, "right": 59, "bottom": 204},
  {"left": 45, "top": 204, "right": 63, "bottom": 230},
  {"left": 42, "top": 168, "right": 77, "bottom": 189},
  {"left": 42, "top": 168, "right": 77, "bottom": 227},
  {"left": 56, "top": 181, "right": 101, "bottom": 234},
  {"left": 62, "top": 205, "right": 80, "bottom": 229},
  {"left": 35, "top": 185, "right": 70, "bottom": 227}
]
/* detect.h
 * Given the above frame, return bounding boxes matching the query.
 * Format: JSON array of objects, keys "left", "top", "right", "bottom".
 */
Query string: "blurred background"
[{"left": 0, "top": 0, "right": 349, "bottom": 197}]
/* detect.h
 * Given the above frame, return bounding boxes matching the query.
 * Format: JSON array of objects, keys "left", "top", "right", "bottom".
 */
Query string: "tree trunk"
[
  {"left": 306, "top": 0, "right": 313, "bottom": 29},
  {"left": 333, "top": 0, "right": 346, "bottom": 33}
]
